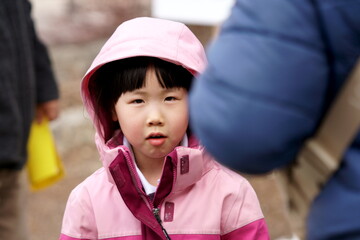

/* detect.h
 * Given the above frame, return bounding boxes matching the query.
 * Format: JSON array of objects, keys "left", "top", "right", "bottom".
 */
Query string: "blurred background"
[{"left": 27, "top": 0, "right": 295, "bottom": 239}]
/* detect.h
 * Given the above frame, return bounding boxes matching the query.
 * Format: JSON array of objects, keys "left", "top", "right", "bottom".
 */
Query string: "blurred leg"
[{"left": 0, "top": 169, "right": 28, "bottom": 240}]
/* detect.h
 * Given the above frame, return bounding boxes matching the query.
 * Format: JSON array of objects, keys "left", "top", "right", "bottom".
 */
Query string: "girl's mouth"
[{"left": 146, "top": 133, "right": 167, "bottom": 146}]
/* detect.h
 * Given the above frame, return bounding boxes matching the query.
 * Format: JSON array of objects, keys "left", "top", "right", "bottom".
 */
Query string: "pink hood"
[
  {"left": 82, "top": 17, "right": 206, "bottom": 138},
  {"left": 80, "top": 17, "right": 207, "bottom": 175}
]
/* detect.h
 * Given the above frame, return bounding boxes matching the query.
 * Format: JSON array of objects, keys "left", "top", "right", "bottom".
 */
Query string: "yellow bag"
[{"left": 26, "top": 119, "right": 64, "bottom": 191}]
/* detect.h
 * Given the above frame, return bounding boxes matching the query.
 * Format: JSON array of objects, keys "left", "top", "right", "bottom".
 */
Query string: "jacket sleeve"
[
  {"left": 220, "top": 178, "right": 269, "bottom": 239},
  {"left": 25, "top": 0, "right": 59, "bottom": 103},
  {"left": 189, "top": 0, "right": 329, "bottom": 173},
  {"left": 59, "top": 184, "right": 97, "bottom": 240}
]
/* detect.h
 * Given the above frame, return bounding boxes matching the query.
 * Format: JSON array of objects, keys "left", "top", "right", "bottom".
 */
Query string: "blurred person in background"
[
  {"left": 0, "top": 0, "right": 59, "bottom": 239},
  {"left": 190, "top": 0, "right": 360, "bottom": 239}
]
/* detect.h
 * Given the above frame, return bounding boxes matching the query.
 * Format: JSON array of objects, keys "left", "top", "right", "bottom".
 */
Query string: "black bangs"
[
  {"left": 87, "top": 56, "right": 194, "bottom": 142},
  {"left": 151, "top": 58, "right": 193, "bottom": 91},
  {"left": 93, "top": 57, "right": 193, "bottom": 106},
  {"left": 116, "top": 56, "right": 194, "bottom": 93}
]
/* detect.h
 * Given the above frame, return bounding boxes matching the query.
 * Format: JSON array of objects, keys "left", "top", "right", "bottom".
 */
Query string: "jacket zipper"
[
  {"left": 123, "top": 149, "right": 172, "bottom": 240},
  {"left": 151, "top": 155, "right": 177, "bottom": 240},
  {"left": 153, "top": 207, "right": 171, "bottom": 240}
]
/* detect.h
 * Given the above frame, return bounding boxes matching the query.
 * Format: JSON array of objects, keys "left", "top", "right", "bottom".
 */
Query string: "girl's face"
[{"left": 113, "top": 67, "right": 189, "bottom": 163}]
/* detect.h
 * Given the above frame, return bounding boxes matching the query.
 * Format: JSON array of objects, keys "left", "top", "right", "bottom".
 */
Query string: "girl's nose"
[
  {"left": 147, "top": 118, "right": 164, "bottom": 126},
  {"left": 146, "top": 107, "right": 164, "bottom": 126}
]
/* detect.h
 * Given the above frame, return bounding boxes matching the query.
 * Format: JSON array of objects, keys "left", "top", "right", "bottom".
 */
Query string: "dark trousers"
[{"left": 0, "top": 169, "right": 28, "bottom": 240}]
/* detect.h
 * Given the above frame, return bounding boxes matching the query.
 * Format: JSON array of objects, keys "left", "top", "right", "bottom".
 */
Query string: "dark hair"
[{"left": 88, "top": 56, "right": 194, "bottom": 142}]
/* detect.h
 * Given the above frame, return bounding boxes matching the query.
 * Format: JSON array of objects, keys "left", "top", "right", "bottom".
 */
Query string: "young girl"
[{"left": 59, "top": 17, "right": 269, "bottom": 240}]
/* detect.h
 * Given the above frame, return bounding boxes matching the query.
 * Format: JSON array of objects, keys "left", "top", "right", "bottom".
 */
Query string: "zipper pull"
[
  {"left": 152, "top": 208, "right": 172, "bottom": 240},
  {"left": 153, "top": 208, "right": 162, "bottom": 224}
]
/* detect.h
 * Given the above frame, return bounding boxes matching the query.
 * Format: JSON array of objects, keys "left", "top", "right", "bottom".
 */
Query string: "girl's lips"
[
  {"left": 146, "top": 133, "right": 167, "bottom": 146},
  {"left": 148, "top": 138, "right": 166, "bottom": 146},
  {"left": 146, "top": 132, "right": 165, "bottom": 139}
]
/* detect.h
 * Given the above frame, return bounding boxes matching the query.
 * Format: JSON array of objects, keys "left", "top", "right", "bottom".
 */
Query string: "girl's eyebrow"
[
  {"left": 163, "top": 87, "right": 183, "bottom": 92},
  {"left": 129, "top": 90, "right": 147, "bottom": 95},
  {"left": 130, "top": 88, "right": 182, "bottom": 95}
]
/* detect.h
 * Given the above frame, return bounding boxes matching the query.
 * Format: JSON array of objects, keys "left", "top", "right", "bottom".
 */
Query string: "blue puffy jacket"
[{"left": 189, "top": 0, "right": 360, "bottom": 239}]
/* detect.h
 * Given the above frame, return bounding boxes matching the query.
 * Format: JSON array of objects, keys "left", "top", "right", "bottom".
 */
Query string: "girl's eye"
[
  {"left": 131, "top": 99, "right": 144, "bottom": 104},
  {"left": 165, "top": 96, "right": 177, "bottom": 101}
]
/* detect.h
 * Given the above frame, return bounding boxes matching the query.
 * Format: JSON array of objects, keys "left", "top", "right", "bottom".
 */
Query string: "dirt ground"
[{"left": 26, "top": 1, "right": 299, "bottom": 239}]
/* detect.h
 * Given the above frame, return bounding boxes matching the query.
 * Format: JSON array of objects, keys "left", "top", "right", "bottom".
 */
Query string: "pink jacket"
[{"left": 59, "top": 17, "right": 269, "bottom": 240}]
